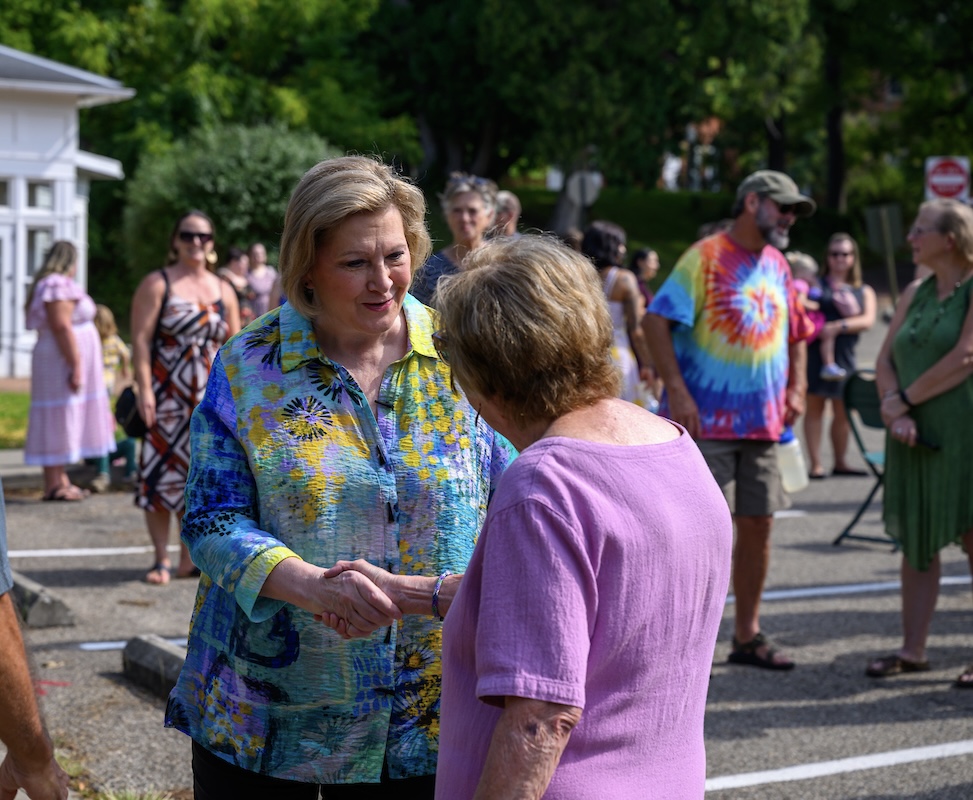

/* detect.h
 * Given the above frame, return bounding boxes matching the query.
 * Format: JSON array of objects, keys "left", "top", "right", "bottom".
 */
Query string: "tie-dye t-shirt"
[
  {"left": 165, "top": 296, "right": 512, "bottom": 784},
  {"left": 649, "top": 232, "right": 811, "bottom": 441}
]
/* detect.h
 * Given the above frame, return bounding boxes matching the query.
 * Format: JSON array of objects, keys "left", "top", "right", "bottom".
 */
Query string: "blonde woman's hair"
[
  {"left": 922, "top": 198, "right": 973, "bottom": 264},
  {"left": 279, "top": 156, "right": 432, "bottom": 320},
  {"left": 94, "top": 304, "right": 118, "bottom": 340},
  {"left": 823, "top": 233, "right": 862, "bottom": 287},
  {"left": 24, "top": 240, "right": 77, "bottom": 315},
  {"left": 434, "top": 234, "right": 619, "bottom": 424}
]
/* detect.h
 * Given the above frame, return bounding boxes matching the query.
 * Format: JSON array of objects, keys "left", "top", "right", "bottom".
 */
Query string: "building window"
[
  {"left": 27, "top": 229, "right": 53, "bottom": 276},
  {"left": 0, "top": 180, "right": 8, "bottom": 206},
  {"left": 27, "top": 182, "right": 54, "bottom": 210}
]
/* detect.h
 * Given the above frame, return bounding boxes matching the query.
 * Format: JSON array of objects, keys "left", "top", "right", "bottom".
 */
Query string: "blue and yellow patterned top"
[{"left": 164, "top": 295, "right": 512, "bottom": 784}]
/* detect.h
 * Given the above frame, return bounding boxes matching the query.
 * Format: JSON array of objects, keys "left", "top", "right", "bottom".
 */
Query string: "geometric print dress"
[{"left": 136, "top": 279, "right": 228, "bottom": 513}]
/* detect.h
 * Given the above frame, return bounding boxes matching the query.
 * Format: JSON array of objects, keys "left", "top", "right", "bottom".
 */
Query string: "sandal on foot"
[
  {"left": 954, "top": 665, "right": 973, "bottom": 689},
  {"left": 865, "top": 654, "right": 930, "bottom": 678},
  {"left": 727, "top": 632, "right": 795, "bottom": 671},
  {"left": 42, "top": 485, "right": 87, "bottom": 502},
  {"left": 144, "top": 563, "right": 171, "bottom": 585}
]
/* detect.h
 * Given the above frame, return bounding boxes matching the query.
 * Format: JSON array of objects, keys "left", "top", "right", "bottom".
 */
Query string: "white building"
[{"left": 0, "top": 44, "right": 133, "bottom": 377}]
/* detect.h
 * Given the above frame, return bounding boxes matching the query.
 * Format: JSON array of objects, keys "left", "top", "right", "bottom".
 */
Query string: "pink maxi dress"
[{"left": 24, "top": 273, "right": 114, "bottom": 466}]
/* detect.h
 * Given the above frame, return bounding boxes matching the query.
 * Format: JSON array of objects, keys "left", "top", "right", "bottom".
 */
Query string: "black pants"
[{"left": 191, "top": 742, "right": 436, "bottom": 800}]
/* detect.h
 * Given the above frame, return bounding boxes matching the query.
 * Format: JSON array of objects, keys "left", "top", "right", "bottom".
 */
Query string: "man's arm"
[
  {"left": 641, "top": 312, "right": 701, "bottom": 437},
  {"left": 473, "top": 696, "right": 582, "bottom": 800},
  {"left": 785, "top": 339, "right": 807, "bottom": 426},
  {"left": 0, "top": 592, "right": 69, "bottom": 800}
]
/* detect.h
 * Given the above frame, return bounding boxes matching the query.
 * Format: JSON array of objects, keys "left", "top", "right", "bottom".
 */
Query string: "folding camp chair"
[{"left": 831, "top": 370, "right": 897, "bottom": 547}]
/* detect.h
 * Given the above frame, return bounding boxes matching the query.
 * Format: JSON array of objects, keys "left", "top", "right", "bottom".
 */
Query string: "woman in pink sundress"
[
  {"left": 130, "top": 211, "right": 240, "bottom": 584},
  {"left": 24, "top": 241, "right": 115, "bottom": 501}
]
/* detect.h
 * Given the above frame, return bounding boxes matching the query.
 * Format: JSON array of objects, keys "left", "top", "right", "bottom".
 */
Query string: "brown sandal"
[
  {"left": 954, "top": 665, "right": 973, "bottom": 689},
  {"left": 865, "top": 654, "right": 930, "bottom": 678},
  {"left": 727, "top": 632, "right": 795, "bottom": 671}
]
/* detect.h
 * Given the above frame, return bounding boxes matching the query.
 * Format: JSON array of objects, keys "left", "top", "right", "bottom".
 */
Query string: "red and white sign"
[{"left": 925, "top": 156, "right": 969, "bottom": 201}]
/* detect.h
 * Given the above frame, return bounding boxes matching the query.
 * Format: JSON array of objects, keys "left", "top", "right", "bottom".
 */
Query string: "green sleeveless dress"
[{"left": 884, "top": 276, "right": 973, "bottom": 570}]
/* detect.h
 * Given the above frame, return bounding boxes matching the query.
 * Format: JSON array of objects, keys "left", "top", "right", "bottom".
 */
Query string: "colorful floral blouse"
[{"left": 165, "top": 296, "right": 512, "bottom": 784}]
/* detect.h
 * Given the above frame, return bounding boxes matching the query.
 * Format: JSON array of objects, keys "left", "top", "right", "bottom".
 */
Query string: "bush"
[{"left": 122, "top": 124, "right": 340, "bottom": 283}]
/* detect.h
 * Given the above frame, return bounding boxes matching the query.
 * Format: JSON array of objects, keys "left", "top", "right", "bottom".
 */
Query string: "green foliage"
[{"left": 122, "top": 123, "right": 338, "bottom": 283}]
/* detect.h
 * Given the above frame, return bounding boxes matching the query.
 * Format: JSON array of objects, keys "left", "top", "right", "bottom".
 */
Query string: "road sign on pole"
[{"left": 925, "top": 156, "right": 969, "bottom": 201}]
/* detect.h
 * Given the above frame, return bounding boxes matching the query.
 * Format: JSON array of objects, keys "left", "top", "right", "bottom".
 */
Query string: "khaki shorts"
[{"left": 696, "top": 439, "right": 788, "bottom": 517}]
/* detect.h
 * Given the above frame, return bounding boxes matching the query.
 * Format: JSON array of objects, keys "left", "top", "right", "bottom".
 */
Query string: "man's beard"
[{"left": 755, "top": 205, "right": 790, "bottom": 249}]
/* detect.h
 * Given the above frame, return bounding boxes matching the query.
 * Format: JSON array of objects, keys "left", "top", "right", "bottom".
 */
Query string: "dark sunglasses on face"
[
  {"left": 432, "top": 331, "right": 449, "bottom": 363},
  {"left": 178, "top": 231, "right": 214, "bottom": 244},
  {"left": 776, "top": 203, "right": 797, "bottom": 215},
  {"left": 829, "top": 250, "right": 854, "bottom": 257}
]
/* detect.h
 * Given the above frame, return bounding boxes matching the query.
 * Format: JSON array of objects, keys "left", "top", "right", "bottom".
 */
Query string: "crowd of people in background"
[{"left": 7, "top": 156, "right": 972, "bottom": 799}]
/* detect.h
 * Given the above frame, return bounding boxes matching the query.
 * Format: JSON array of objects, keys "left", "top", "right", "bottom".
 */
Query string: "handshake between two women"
[{"left": 320, "top": 560, "right": 456, "bottom": 638}]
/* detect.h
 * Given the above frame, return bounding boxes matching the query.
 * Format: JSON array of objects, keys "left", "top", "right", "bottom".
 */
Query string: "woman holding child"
[{"left": 802, "top": 233, "right": 876, "bottom": 479}]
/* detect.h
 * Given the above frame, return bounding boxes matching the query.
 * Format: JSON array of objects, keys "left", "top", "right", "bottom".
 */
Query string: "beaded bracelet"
[{"left": 432, "top": 570, "right": 452, "bottom": 621}]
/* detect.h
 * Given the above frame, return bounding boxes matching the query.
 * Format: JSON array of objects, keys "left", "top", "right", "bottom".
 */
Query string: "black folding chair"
[{"left": 832, "top": 370, "right": 897, "bottom": 548}]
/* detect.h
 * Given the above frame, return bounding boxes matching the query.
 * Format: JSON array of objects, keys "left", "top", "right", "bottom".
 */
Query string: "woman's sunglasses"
[
  {"left": 178, "top": 231, "right": 214, "bottom": 244},
  {"left": 432, "top": 331, "right": 449, "bottom": 363}
]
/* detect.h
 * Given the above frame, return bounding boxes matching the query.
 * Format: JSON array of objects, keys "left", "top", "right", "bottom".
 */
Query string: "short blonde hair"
[
  {"left": 923, "top": 199, "right": 973, "bottom": 264},
  {"left": 94, "top": 304, "right": 118, "bottom": 340},
  {"left": 279, "top": 156, "right": 432, "bottom": 320},
  {"left": 823, "top": 233, "right": 863, "bottom": 287},
  {"left": 784, "top": 251, "right": 819, "bottom": 282},
  {"left": 434, "top": 235, "right": 619, "bottom": 423}
]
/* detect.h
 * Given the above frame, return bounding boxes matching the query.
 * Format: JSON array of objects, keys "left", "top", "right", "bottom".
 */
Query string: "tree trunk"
[
  {"left": 766, "top": 115, "right": 786, "bottom": 171},
  {"left": 824, "top": 41, "right": 845, "bottom": 211}
]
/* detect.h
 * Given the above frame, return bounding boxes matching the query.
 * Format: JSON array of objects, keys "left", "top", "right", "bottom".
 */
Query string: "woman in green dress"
[{"left": 866, "top": 198, "right": 973, "bottom": 687}]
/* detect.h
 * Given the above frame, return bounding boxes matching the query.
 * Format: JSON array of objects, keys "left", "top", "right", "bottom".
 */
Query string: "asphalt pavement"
[{"left": 5, "top": 301, "right": 973, "bottom": 798}]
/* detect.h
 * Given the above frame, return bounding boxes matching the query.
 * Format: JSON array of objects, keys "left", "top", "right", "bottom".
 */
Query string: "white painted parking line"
[
  {"left": 773, "top": 509, "right": 808, "bottom": 518},
  {"left": 9, "top": 545, "right": 178, "bottom": 558},
  {"left": 79, "top": 637, "right": 187, "bottom": 652},
  {"left": 705, "top": 739, "right": 973, "bottom": 791},
  {"left": 726, "top": 575, "right": 971, "bottom": 605}
]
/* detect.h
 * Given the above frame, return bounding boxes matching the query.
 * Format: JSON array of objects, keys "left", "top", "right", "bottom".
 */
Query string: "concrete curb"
[
  {"left": 122, "top": 634, "right": 186, "bottom": 700},
  {"left": 11, "top": 571, "right": 75, "bottom": 628}
]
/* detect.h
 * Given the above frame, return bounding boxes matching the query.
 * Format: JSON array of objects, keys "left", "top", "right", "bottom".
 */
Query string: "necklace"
[{"left": 908, "top": 279, "right": 963, "bottom": 346}]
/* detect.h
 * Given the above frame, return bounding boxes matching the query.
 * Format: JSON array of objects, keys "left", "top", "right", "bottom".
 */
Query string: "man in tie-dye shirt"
[{"left": 644, "top": 170, "right": 816, "bottom": 672}]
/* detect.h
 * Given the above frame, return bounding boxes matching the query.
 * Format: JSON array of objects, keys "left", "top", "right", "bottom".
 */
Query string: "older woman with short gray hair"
[
  {"left": 409, "top": 172, "right": 497, "bottom": 306},
  {"left": 329, "top": 234, "right": 732, "bottom": 798}
]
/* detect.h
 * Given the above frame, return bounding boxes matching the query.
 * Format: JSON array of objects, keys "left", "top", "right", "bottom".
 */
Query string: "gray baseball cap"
[{"left": 736, "top": 170, "right": 816, "bottom": 218}]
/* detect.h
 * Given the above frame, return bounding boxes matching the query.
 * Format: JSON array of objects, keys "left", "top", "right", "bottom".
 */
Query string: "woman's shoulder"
[{"left": 36, "top": 272, "right": 82, "bottom": 301}]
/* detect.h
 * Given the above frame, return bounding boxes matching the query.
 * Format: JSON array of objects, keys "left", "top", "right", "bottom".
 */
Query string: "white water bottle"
[{"left": 778, "top": 426, "right": 809, "bottom": 493}]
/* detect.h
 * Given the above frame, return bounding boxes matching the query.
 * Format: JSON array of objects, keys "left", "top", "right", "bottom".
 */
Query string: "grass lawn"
[{"left": 0, "top": 392, "right": 29, "bottom": 449}]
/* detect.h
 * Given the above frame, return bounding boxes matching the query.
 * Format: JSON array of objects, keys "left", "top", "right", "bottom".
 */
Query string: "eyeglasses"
[
  {"left": 908, "top": 225, "right": 938, "bottom": 237},
  {"left": 761, "top": 196, "right": 797, "bottom": 215},
  {"left": 432, "top": 331, "right": 449, "bottom": 363},
  {"left": 178, "top": 231, "right": 214, "bottom": 244},
  {"left": 828, "top": 250, "right": 854, "bottom": 258}
]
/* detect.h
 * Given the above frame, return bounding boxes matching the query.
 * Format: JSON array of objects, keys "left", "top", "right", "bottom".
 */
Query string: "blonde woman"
[
  {"left": 130, "top": 211, "right": 240, "bottom": 585},
  {"left": 24, "top": 241, "right": 114, "bottom": 501},
  {"left": 410, "top": 173, "right": 497, "bottom": 306}
]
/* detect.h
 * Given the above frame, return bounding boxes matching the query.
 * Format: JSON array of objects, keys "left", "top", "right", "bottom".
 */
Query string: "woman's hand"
[
  {"left": 889, "top": 414, "right": 917, "bottom": 447},
  {"left": 880, "top": 393, "right": 908, "bottom": 427},
  {"left": 311, "top": 567, "right": 401, "bottom": 638},
  {"left": 68, "top": 364, "right": 83, "bottom": 393},
  {"left": 137, "top": 389, "right": 156, "bottom": 430}
]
